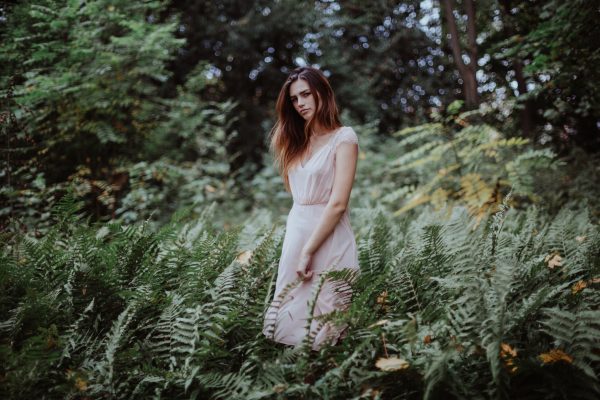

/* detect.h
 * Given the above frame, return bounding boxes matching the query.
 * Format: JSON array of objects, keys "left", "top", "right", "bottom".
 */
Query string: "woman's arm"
[{"left": 296, "top": 139, "right": 359, "bottom": 280}]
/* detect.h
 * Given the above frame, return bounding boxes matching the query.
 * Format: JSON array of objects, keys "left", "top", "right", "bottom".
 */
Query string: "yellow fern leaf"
[
  {"left": 538, "top": 349, "right": 573, "bottom": 364},
  {"left": 75, "top": 377, "right": 88, "bottom": 391},
  {"left": 459, "top": 173, "right": 494, "bottom": 209},
  {"left": 572, "top": 280, "right": 587, "bottom": 294},
  {"left": 430, "top": 187, "right": 450, "bottom": 210},
  {"left": 394, "top": 192, "right": 431, "bottom": 216},
  {"left": 500, "top": 342, "right": 517, "bottom": 358}
]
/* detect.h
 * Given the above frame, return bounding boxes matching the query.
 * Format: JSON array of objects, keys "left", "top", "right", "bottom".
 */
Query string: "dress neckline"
[{"left": 299, "top": 126, "right": 344, "bottom": 168}]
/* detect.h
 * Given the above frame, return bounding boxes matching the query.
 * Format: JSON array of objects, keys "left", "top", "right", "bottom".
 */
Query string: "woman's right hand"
[{"left": 295, "top": 251, "right": 314, "bottom": 281}]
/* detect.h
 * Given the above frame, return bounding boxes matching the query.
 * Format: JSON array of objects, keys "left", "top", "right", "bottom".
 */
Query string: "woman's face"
[{"left": 289, "top": 79, "right": 317, "bottom": 121}]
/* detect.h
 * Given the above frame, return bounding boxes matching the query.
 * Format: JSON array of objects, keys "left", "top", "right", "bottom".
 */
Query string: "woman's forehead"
[{"left": 289, "top": 79, "right": 310, "bottom": 97}]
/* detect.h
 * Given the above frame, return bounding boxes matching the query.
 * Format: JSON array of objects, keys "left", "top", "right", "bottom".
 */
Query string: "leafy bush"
[
  {"left": 0, "top": 2, "right": 239, "bottom": 232},
  {"left": 1, "top": 192, "right": 598, "bottom": 399}
]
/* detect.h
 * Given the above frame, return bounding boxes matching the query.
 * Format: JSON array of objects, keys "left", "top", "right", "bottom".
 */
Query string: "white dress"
[{"left": 262, "top": 126, "right": 360, "bottom": 350}]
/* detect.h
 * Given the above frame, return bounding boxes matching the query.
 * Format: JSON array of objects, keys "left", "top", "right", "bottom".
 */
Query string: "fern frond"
[{"left": 540, "top": 307, "right": 600, "bottom": 381}]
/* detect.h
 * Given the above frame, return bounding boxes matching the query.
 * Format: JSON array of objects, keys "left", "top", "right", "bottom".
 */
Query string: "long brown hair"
[{"left": 269, "top": 66, "right": 342, "bottom": 192}]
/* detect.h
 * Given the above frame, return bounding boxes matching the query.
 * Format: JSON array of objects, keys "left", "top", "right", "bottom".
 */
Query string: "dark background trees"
[
  {"left": 1, "top": 0, "right": 599, "bottom": 229},
  {"left": 159, "top": 0, "right": 600, "bottom": 165}
]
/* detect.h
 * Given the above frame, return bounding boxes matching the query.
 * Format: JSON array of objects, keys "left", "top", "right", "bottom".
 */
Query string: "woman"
[{"left": 262, "top": 66, "right": 360, "bottom": 351}]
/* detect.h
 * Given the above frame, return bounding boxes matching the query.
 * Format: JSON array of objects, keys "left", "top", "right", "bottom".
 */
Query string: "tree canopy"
[{"left": 1, "top": 0, "right": 599, "bottom": 225}]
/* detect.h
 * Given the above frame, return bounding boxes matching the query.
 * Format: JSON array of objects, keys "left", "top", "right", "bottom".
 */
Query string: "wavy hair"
[{"left": 269, "top": 66, "right": 342, "bottom": 192}]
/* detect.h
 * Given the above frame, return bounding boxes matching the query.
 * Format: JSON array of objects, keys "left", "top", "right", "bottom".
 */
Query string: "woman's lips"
[{"left": 300, "top": 109, "right": 310, "bottom": 114}]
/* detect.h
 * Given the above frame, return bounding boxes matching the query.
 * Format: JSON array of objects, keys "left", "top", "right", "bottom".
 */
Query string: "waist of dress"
[{"left": 293, "top": 199, "right": 329, "bottom": 206}]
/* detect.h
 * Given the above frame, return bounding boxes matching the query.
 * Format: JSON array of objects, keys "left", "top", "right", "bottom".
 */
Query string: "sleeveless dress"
[{"left": 262, "top": 126, "right": 360, "bottom": 351}]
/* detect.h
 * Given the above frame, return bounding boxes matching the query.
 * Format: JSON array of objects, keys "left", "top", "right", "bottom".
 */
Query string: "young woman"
[{"left": 262, "top": 66, "right": 360, "bottom": 351}]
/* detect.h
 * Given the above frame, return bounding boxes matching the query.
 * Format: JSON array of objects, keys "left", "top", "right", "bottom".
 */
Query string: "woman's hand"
[{"left": 296, "top": 250, "right": 314, "bottom": 281}]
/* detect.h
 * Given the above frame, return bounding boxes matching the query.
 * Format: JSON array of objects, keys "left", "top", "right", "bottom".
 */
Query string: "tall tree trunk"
[
  {"left": 499, "top": 0, "right": 535, "bottom": 139},
  {"left": 441, "top": 0, "right": 479, "bottom": 109},
  {"left": 465, "top": 0, "right": 478, "bottom": 63},
  {"left": 513, "top": 61, "right": 534, "bottom": 138}
]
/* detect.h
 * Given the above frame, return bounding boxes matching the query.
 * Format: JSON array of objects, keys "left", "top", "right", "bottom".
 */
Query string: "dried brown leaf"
[{"left": 375, "top": 357, "right": 410, "bottom": 371}]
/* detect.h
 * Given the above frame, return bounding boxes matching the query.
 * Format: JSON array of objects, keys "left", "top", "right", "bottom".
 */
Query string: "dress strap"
[{"left": 333, "top": 127, "right": 359, "bottom": 150}]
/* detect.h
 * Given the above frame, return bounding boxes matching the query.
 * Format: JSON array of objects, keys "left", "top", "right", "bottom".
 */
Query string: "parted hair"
[{"left": 269, "top": 66, "right": 342, "bottom": 192}]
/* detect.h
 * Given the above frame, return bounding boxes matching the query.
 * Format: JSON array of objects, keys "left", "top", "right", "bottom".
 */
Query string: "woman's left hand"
[{"left": 296, "top": 250, "right": 314, "bottom": 281}]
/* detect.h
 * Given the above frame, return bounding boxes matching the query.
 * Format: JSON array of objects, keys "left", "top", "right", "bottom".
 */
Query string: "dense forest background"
[
  {"left": 1, "top": 1, "right": 599, "bottom": 399},
  {"left": 2, "top": 0, "right": 600, "bottom": 230}
]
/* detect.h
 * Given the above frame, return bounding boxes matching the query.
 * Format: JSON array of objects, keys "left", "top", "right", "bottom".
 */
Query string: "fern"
[
  {"left": 1, "top": 190, "right": 598, "bottom": 399},
  {"left": 385, "top": 119, "right": 560, "bottom": 217},
  {"left": 540, "top": 308, "right": 600, "bottom": 382}
]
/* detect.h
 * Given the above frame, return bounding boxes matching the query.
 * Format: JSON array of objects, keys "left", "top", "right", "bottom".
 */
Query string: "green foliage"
[
  {"left": 2, "top": 0, "right": 183, "bottom": 158},
  {"left": 345, "top": 111, "right": 560, "bottom": 221},
  {"left": 163, "top": 0, "right": 319, "bottom": 166},
  {"left": 310, "top": 1, "right": 456, "bottom": 130},
  {"left": 489, "top": 0, "right": 600, "bottom": 149},
  {"left": 3, "top": 0, "right": 599, "bottom": 235},
  {"left": 1, "top": 191, "right": 598, "bottom": 399},
  {"left": 387, "top": 119, "right": 556, "bottom": 217},
  {"left": 0, "top": 2, "right": 240, "bottom": 230}
]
